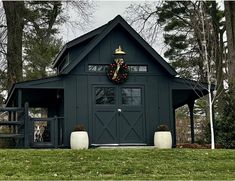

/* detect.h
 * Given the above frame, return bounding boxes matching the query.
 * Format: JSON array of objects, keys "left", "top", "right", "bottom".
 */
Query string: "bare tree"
[
  {"left": 63, "top": 1, "right": 95, "bottom": 32},
  {"left": 198, "top": 1, "right": 220, "bottom": 149},
  {"left": 125, "top": 2, "right": 162, "bottom": 46},
  {"left": 0, "top": 3, "right": 7, "bottom": 75}
]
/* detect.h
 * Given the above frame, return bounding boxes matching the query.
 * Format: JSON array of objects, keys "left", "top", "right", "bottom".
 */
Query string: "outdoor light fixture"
[{"left": 114, "top": 45, "right": 126, "bottom": 60}]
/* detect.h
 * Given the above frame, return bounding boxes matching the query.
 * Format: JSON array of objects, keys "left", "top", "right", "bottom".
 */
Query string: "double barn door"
[{"left": 92, "top": 85, "right": 146, "bottom": 145}]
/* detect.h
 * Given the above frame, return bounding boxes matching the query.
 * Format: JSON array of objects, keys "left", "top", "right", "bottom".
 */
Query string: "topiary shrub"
[
  {"left": 73, "top": 124, "right": 86, "bottom": 132},
  {"left": 156, "top": 124, "right": 170, "bottom": 132}
]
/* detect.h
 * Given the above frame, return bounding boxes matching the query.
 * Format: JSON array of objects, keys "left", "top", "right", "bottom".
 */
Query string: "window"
[
  {"left": 88, "top": 65, "right": 147, "bottom": 72},
  {"left": 122, "top": 88, "right": 142, "bottom": 106},
  {"left": 128, "top": 65, "right": 147, "bottom": 72},
  {"left": 95, "top": 87, "right": 115, "bottom": 105},
  {"left": 88, "top": 65, "right": 108, "bottom": 72},
  {"left": 58, "top": 56, "right": 69, "bottom": 73}
]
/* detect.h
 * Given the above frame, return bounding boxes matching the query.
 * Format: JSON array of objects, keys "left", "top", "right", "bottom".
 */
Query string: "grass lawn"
[{"left": 0, "top": 148, "right": 234, "bottom": 180}]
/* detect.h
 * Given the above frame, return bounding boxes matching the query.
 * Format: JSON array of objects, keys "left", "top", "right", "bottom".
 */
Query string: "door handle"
[{"left": 117, "top": 108, "right": 122, "bottom": 116}]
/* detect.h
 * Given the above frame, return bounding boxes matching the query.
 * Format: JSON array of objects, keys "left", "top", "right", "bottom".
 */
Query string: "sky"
[
  {"left": 59, "top": 0, "right": 167, "bottom": 56},
  {"left": 60, "top": 1, "right": 137, "bottom": 43},
  {"left": 60, "top": 0, "right": 225, "bottom": 58}
]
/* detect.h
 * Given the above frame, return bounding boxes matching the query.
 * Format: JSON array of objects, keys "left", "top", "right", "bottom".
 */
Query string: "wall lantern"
[{"left": 114, "top": 45, "right": 126, "bottom": 60}]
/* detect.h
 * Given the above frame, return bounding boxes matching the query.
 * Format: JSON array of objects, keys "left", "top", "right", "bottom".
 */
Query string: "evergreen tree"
[
  {"left": 215, "top": 91, "right": 235, "bottom": 148},
  {"left": 23, "top": 1, "right": 64, "bottom": 80},
  {"left": 24, "top": 36, "right": 62, "bottom": 80}
]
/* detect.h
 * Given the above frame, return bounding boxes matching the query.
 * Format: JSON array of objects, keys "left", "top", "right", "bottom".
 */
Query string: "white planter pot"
[
  {"left": 70, "top": 131, "right": 89, "bottom": 149},
  {"left": 154, "top": 131, "right": 172, "bottom": 149}
]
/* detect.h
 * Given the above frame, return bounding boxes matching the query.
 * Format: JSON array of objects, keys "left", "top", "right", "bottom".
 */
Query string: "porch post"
[
  {"left": 54, "top": 116, "right": 58, "bottom": 148},
  {"left": 24, "top": 102, "right": 29, "bottom": 148},
  {"left": 172, "top": 108, "right": 176, "bottom": 147},
  {"left": 17, "top": 89, "right": 22, "bottom": 108},
  {"left": 188, "top": 100, "right": 195, "bottom": 144}
]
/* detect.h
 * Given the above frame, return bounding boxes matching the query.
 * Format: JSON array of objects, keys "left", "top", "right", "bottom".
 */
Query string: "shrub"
[
  {"left": 0, "top": 138, "right": 16, "bottom": 148},
  {"left": 0, "top": 126, "right": 16, "bottom": 148},
  {"left": 156, "top": 124, "right": 170, "bottom": 131},
  {"left": 73, "top": 124, "right": 86, "bottom": 131},
  {"left": 176, "top": 143, "right": 222, "bottom": 149},
  {"left": 215, "top": 91, "right": 235, "bottom": 148}
]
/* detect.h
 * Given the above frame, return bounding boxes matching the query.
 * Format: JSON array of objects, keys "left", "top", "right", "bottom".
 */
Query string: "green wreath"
[{"left": 107, "top": 62, "right": 129, "bottom": 84}]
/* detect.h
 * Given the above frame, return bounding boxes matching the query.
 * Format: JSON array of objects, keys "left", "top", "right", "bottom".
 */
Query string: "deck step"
[
  {"left": 0, "top": 134, "right": 24, "bottom": 138},
  {"left": 0, "top": 121, "right": 24, "bottom": 125}
]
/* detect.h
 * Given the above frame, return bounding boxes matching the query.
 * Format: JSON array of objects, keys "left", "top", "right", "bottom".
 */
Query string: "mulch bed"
[{"left": 176, "top": 143, "right": 223, "bottom": 149}]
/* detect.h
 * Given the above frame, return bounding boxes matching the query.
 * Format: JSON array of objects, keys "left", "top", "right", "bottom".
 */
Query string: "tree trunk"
[
  {"left": 211, "top": 1, "right": 224, "bottom": 112},
  {"left": 3, "top": 1, "right": 25, "bottom": 90},
  {"left": 225, "top": 2, "right": 235, "bottom": 89}
]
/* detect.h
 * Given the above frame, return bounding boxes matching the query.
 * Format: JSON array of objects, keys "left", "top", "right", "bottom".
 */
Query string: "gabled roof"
[
  {"left": 56, "top": 15, "right": 177, "bottom": 76},
  {"left": 171, "top": 77, "right": 215, "bottom": 108},
  {"left": 52, "top": 24, "right": 107, "bottom": 68},
  {"left": 5, "top": 76, "right": 64, "bottom": 106}
]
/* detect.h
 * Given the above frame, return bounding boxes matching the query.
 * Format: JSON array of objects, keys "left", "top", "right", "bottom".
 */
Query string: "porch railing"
[
  {"left": 0, "top": 105, "right": 27, "bottom": 147},
  {"left": 0, "top": 102, "right": 64, "bottom": 148}
]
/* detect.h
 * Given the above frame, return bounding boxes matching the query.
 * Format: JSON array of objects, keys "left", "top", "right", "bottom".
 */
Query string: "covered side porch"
[
  {"left": 171, "top": 77, "right": 213, "bottom": 145},
  {"left": 5, "top": 76, "right": 65, "bottom": 148}
]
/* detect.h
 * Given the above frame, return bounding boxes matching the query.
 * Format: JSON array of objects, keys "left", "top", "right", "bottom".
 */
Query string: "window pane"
[
  {"left": 96, "top": 87, "right": 115, "bottom": 105},
  {"left": 139, "top": 66, "right": 147, "bottom": 72},
  {"left": 96, "top": 88, "right": 105, "bottom": 104},
  {"left": 132, "top": 88, "right": 141, "bottom": 96},
  {"left": 97, "top": 65, "right": 104, "bottom": 71},
  {"left": 122, "top": 97, "right": 132, "bottom": 105},
  {"left": 88, "top": 65, "right": 107, "bottom": 72},
  {"left": 122, "top": 88, "right": 141, "bottom": 106},
  {"left": 128, "top": 65, "right": 147, "bottom": 72},
  {"left": 106, "top": 87, "right": 115, "bottom": 97},
  {"left": 132, "top": 97, "right": 141, "bottom": 105},
  {"left": 129, "top": 66, "right": 138, "bottom": 72},
  {"left": 88, "top": 65, "right": 97, "bottom": 72},
  {"left": 107, "top": 97, "right": 115, "bottom": 104},
  {"left": 122, "top": 88, "right": 131, "bottom": 97}
]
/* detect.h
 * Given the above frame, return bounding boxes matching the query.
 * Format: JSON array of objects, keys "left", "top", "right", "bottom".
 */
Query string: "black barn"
[{"left": 4, "top": 15, "right": 210, "bottom": 148}]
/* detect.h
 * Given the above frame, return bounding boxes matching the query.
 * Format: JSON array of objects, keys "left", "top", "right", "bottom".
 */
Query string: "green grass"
[{"left": 0, "top": 149, "right": 234, "bottom": 180}]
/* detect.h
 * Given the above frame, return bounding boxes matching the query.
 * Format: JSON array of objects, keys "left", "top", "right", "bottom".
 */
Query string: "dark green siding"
[
  {"left": 61, "top": 26, "right": 174, "bottom": 146},
  {"left": 76, "top": 75, "right": 89, "bottom": 134},
  {"left": 71, "top": 26, "right": 169, "bottom": 75},
  {"left": 64, "top": 76, "right": 77, "bottom": 146}
]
